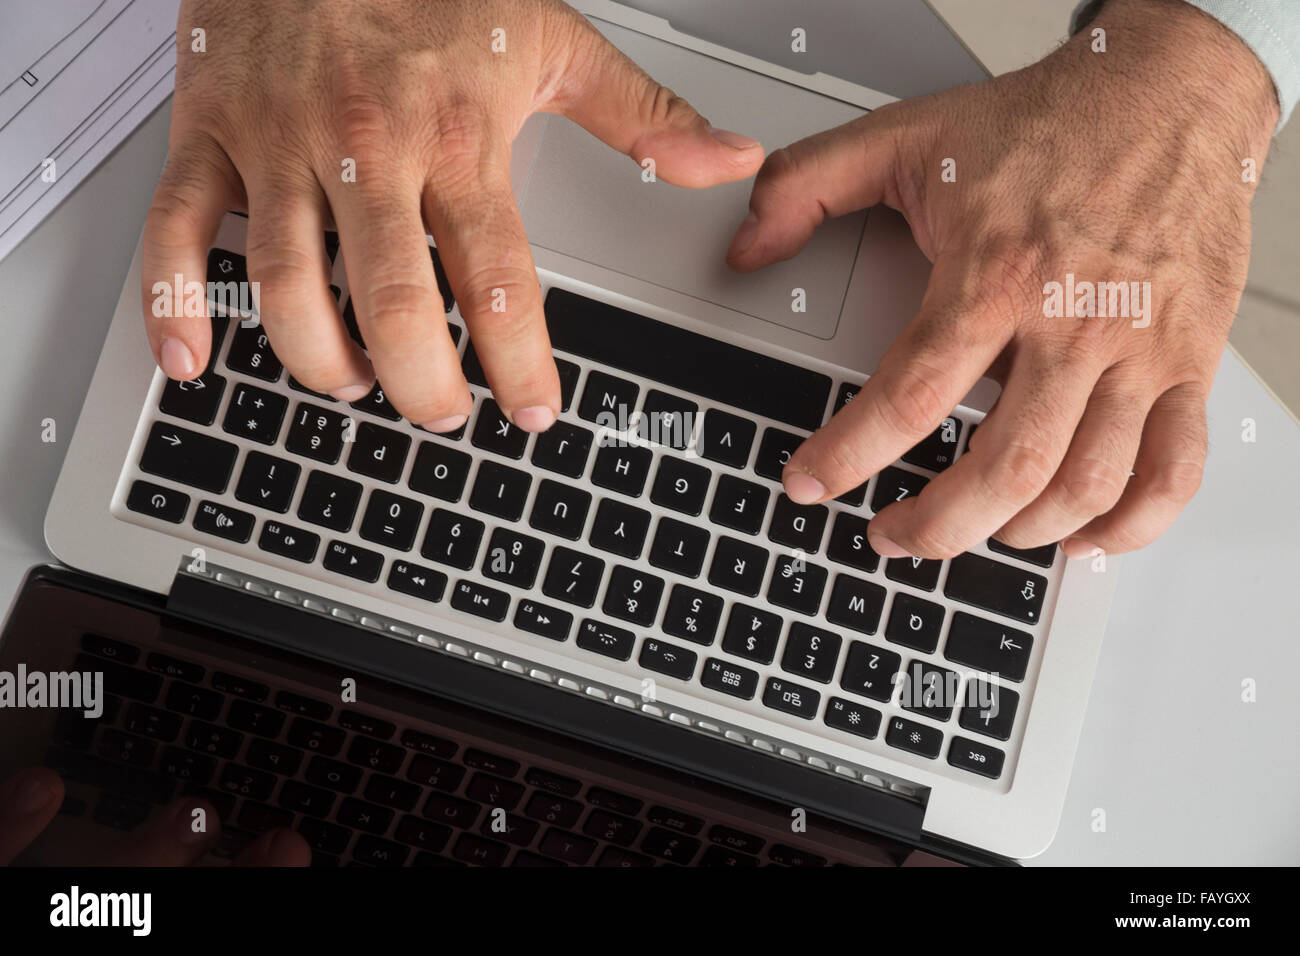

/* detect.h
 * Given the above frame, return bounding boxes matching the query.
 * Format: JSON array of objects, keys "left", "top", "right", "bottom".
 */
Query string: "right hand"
[{"left": 143, "top": 0, "right": 763, "bottom": 433}]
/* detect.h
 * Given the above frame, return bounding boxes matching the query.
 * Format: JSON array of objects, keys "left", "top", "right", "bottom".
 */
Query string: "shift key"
[{"left": 944, "top": 553, "right": 1047, "bottom": 624}]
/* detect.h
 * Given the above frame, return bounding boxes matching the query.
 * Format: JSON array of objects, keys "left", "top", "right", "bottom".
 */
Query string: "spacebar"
[{"left": 544, "top": 287, "right": 832, "bottom": 432}]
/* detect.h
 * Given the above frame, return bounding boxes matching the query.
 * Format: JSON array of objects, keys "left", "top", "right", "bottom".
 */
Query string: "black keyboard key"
[
  {"left": 140, "top": 422, "right": 238, "bottom": 494},
  {"left": 350, "top": 382, "right": 402, "bottom": 421},
  {"left": 591, "top": 443, "right": 652, "bottom": 497},
  {"left": 74, "top": 653, "right": 160, "bottom": 703},
  {"left": 597, "top": 846, "right": 655, "bottom": 867},
  {"left": 298, "top": 817, "right": 351, "bottom": 854},
  {"left": 535, "top": 828, "right": 594, "bottom": 865},
  {"left": 159, "top": 747, "right": 216, "bottom": 784},
  {"left": 423, "top": 793, "right": 478, "bottom": 829},
  {"left": 584, "top": 809, "right": 643, "bottom": 847},
  {"left": 466, "top": 350, "right": 581, "bottom": 413},
  {"left": 450, "top": 579, "right": 511, "bottom": 622},
  {"left": 338, "top": 798, "right": 395, "bottom": 835},
  {"left": 365, "top": 773, "right": 421, "bottom": 811},
  {"left": 576, "top": 619, "right": 635, "bottom": 661},
  {"left": 900, "top": 660, "right": 960, "bottom": 721},
  {"left": 81, "top": 633, "right": 139, "bottom": 664},
  {"left": 948, "top": 736, "right": 1006, "bottom": 779},
  {"left": 525, "top": 791, "right": 584, "bottom": 828},
  {"left": 586, "top": 789, "right": 643, "bottom": 815},
  {"left": 220, "top": 763, "right": 276, "bottom": 802},
  {"left": 347, "top": 738, "right": 405, "bottom": 776},
  {"left": 722, "top": 604, "right": 783, "bottom": 665},
  {"left": 700, "top": 844, "right": 760, "bottom": 867},
  {"left": 277, "top": 692, "right": 333, "bottom": 720},
  {"left": 646, "top": 806, "right": 704, "bottom": 835},
  {"left": 297, "top": 470, "right": 362, "bottom": 531},
  {"left": 514, "top": 599, "right": 573, "bottom": 641},
  {"left": 824, "top": 697, "right": 882, "bottom": 739},
  {"left": 903, "top": 416, "right": 963, "bottom": 472},
  {"left": 225, "top": 324, "right": 282, "bottom": 381},
  {"left": 126, "top": 480, "right": 189, "bottom": 523},
  {"left": 836, "top": 481, "right": 868, "bottom": 507},
  {"left": 339, "top": 711, "right": 396, "bottom": 741},
  {"left": 287, "top": 376, "right": 335, "bottom": 402},
  {"left": 185, "top": 721, "right": 243, "bottom": 759},
  {"left": 407, "top": 755, "right": 465, "bottom": 793},
  {"left": 871, "top": 466, "right": 929, "bottom": 514},
  {"left": 647, "top": 518, "right": 710, "bottom": 578},
  {"left": 160, "top": 371, "right": 226, "bottom": 425},
  {"left": 359, "top": 489, "right": 423, "bottom": 551},
  {"left": 959, "top": 680, "right": 1019, "bottom": 741},
  {"left": 471, "top": 398, "right": 529, "bottom": 459},
  {"left": 408, "top": 440, "right": 472, "bottom": 501},
  {"left": 193, "top": 500, "right": 254, "bottom": 543},
  {"left": 987, "top": 537, "right": 1058, "bottom": 569},
  {"left": 258, "top": 520, "right": 319, "bottom": 562},
  {"left": 885, "top": 715, "right": 944, "bottom": 759},
  {"left": 650, "top": 455, "right": 710, "bottom": 515},
  {"left": 163, "top": 682, "right": 222, "bottom": 720},
  {"left": 833, "top": 382, "right": 859, "bottom": 414},
  {"left": 944, "top": 611, "right": 1033, "bottom": 682},
  {"left": 466, "top": 771, "right": 525, "bottom": 811},
  {"left": 637, "top": 389, "right": 697, "bottom": 449},
  {"left": 402, "top": 730, "right": 457, "bottom": 760},
  {"left": 542, "top": 547, "right": 605, "bottom": 607},
  {"left": 602, "top": 565, "right": 664, "bottom": 626},
  {"left": 227, "top": 700, "right": 286, "bottom": 738},
  {"left": 93, "top": 793, "right": 152, "bottom": 830},
  {"left": 222, "top": 382, "right": 288, "bottom": 444},
  {"left": 662, "top": 585, "right": 723, "bottom": 645},
  {"left": 709, "top": 825, "right": 765, "bottom": 855},
  {"left": 588, "top": 498, "right": 651, "bottom": 559},
  {"left": 840, "top": 642, "right": 902, "bottom": 703},
  {"left": 354, "top": 835, "right": 409, "bottom": 867},
  {"left": 768, "top": 844, "right": 828, "bottom": 867},
  {"left": 97, "top": 729, "right": 156, "bottom": 767},
  {"left": 700, "top": 658, "right": 759, "bottom": 700},
  {"left": 546, "top": 289, "right": 830, "bottom": 432},
  {"left": 235, "top": 451, "right": 300, "bottom": 513},
  {"left": 945, "top": 553, "right": 1047, "bottom": 624},
  {"left": 463, "top": 749, "right": 519, "bottom": 778},
  {"left": 709, "top": 475, "right": 769, "bottom": 536},
  {"left": 885, "top": 592, "right": 945, "bottom": 653},
  {"left": 213, "top": 672, "right": 268, "bottom": 701},
  {"left": 454, "top": 833, "right": 510, "bottom": 866},
  {"left": 529, "top": 479, "right": 591, "bottom": 540},
  {"left": 700, "top": 409, "right": 755, "bottom": 468},
  {"left": 768, "top": 495, "right": 828, "bottom": 553},
  {"left": 468, "top": 460, "right": 531, "bottom": 521},
  {"left": 287, "top": 718, "right": 345, "bottom": 756},
  {"left": 323, "top": 540, "right": 384, "bottom": 582},
  {"left": 578, "top": 369, "right": 639, "bottom": 427},
  {"left": 245, "top": 739, "right": 302, "bottom": 776},
  {"left": 285, "top": 402, "right": 352, "bottom": 464},
  {"left": 347, "top": 422, "right": 411, "bottom": 483},
  {"left": 707, "top": 536, "right": 768, "bottom": 597},
  {"left": 530, "top": 420, "right": 593, "bottom": 478},
  {"left": 479, "top": 812, "right": 540, "bottom": 847},
  {"left": 525, "top": 768, "right": 582, "bottom": 798},
  {"left": 763, "top": 677, "right": 820, "bottom": 719},
  {"left": 420, "top": 509, "right": 484, "bottom": 570},
  {"left": 826, "top": 513, "right": 879, "bottom": 572},
  {"left": 306, "top": 755, "right": 363, "bottom": 794},
  {"left": 387, "top": 560, "right": 447, "bottom": 603},
  {"left": 395, "top": 815, "right": 452, "bottom": 853},
  {"left": 767, "top": 554, "right": 827, "bottom": 615},
  {"left": 754, "top": 428, "right": 802, "bottom": 481},
  {"left": 207, "top": 246, "right": 248, "bottom": 288},
  {"left": 640, "top": 826, "right": 700, "bottom": 864},
  {"left": 639, "top": 638, "right": 697, "bottom": 681},
  {"left": 885, "top": 555, "right": 942, "bottom": 591},
  {"left": 781, "top": 622, "right": 841, "bottom": 684},
  {"left": 482, "top": 527, "right": 545, "bottom": 589},
  {"left": 825, "top": 574, "right": 886, "bottom": 635}
]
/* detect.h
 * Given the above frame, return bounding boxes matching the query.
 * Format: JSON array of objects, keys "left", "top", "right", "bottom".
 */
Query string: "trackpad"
[{"left": 518, "top": 20, "right": 867, "bottom": 340}]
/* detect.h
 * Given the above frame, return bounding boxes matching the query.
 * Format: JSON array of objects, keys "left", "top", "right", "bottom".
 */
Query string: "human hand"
[
  {"left": 144, "top": 0, "right": 763, "bottom": 432},
  {"left": 0, "top": 767, "right": 309, "bottom": 866},
  {"left": 727, "top": 0, "right": 1277, "bottom": 560}
]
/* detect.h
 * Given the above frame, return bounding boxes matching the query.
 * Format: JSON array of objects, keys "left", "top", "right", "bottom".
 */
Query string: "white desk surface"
[{"left": 1, "top": 102, "right": 1296, "bottom": 865}]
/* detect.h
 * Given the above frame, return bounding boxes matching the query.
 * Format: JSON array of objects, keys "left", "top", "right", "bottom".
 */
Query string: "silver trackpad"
[{"left": 518, "top": 20, "right": 867, "bottom": 341}]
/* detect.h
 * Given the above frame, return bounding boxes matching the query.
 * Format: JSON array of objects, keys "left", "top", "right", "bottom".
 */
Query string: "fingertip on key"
[
  {"left": 511, "top": 405, "right": 556, "bottom": 433},
  {"left": 782, "top": 469, "right": 826, "bottom": 505},
  {"left": 160, "top": 337, "right": 196, "bottom": 380}
]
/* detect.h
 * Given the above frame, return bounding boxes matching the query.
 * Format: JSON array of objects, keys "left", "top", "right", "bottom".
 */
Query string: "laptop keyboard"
[
  {"left": 49, "top": 632, "right": 859, "bottom": 866},
  {"left": 119, "top": 232, "right": 1061, "bottom": 790}
]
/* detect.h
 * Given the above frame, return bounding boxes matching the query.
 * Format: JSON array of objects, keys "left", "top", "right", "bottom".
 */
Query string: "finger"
[
  {"left": 781, "top": 261, "right": 1011, "bottom": 506},
  {"left": 245, "top": 169, "right": 374, "bottom": 399},
  {"left": 547, "top": 10, "right": 764, "bottom": 188},
  {"left": 141, "top": 132, "right": 244, "bottom": 379},
  {"left": 993, "top": 367, "right": 1152, "bottom": 549},
  {"left": 117, "top": 796, "right": 221, "bottom": 866},
  {"left": 0, "top": 767, "right": 64, "bottom": 865},
  {"left": 232, "top": 828, "right": 312, "bottom": 867},
  {"left": 867, "top": 342, "right": 1103, "bottom": 559},
  {"left": 726, "top": 110, "right": 905, "bottom": 271},
  {"left": 1063, "top": 382, "right": 1207, "bottom": 557},
  {"left": 326, "top": 175, "right": 470, "bottom": 431},
  {"left": 423, "top": 170, "right": 558, "bottom": 430}
]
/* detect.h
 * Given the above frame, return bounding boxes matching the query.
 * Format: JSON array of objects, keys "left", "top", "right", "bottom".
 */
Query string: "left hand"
[{"left": 726, "top": 0, "right": 1278, "bottom": 560}]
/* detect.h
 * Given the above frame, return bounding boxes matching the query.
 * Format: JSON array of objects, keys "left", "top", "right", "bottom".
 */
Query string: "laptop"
[{"left": 5, "top": 0, "right": 1118, "bottom": 866}]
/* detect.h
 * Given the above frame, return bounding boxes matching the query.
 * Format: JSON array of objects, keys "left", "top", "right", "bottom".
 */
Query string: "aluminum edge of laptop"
[{"left": 43, "top": 0, "right": 1119, "bottom": 859}]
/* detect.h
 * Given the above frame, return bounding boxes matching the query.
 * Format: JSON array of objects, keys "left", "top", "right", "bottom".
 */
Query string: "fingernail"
[
  {"left": 422, "top": 414, "right": 468, "bottom": 434},
  {"left": 1062, "top": 538, "right": 1097, "bottom": 559},
  {"left": 783, "top": 470, "right": 826, "bottom": 504},
  {"left": 708, "top": 126, "right": 761, "bottom": 150},
  {"left": 329, "top": 383, "right": 372, "bottom": 403},
  {"left": 171, "top": 799, "right": 211, "bottom": 845},
  {"left": 160, "top": 337, "right": 196, "bottom": 380},
  {"left": 14, "top": 774, "right": 57, "bottom": 815},
  {"left": 730, "top": 210, "right": 759, "bottom": 257},
  {"left": 869, "top": 534, "right": 910, "bottom": 559},
  {"left": 512, "top": 406, "right": 556, "bottom": 432}
]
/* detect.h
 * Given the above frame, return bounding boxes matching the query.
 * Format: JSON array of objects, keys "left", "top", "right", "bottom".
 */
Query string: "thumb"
[
  {"left": 546, "top": 12, "right": 764, "bottom": 188},
  {"left": 725, "top": 109, "right": 910, "bottom": 272}
]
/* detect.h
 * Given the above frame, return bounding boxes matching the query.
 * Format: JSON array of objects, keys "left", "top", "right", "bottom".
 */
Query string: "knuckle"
[
  {"left": 1147, "top": 457, "right": 1204, "bottom": 506},
  {"left": 639, "top": 83, "right": 697, "bottom": 129},
  {"left": 808, "top": 434, "right": 870, "bottom": 489},
  {"left": 1056, "top": 457, "right": 1129, "bottom": 516},
  {"left": 362, "top": 278, "right": 438, "bottom": 326},
  {"left": 244, "top": 241, "right": 321, "bottom": 294},
  {"left": 901, "top": 519, "right": 965, "bottom": 559},
  {"left": 874, "top": 360, "right": 949, "bottom": 438},
  {"left": 984, "top": 440, "right": 1057, "bottom": 505}
]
